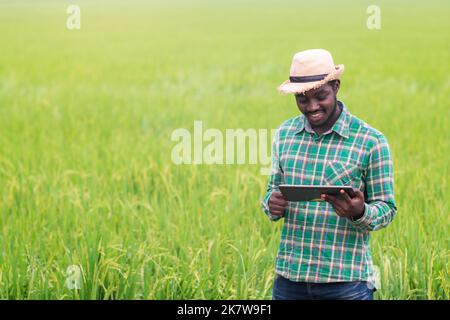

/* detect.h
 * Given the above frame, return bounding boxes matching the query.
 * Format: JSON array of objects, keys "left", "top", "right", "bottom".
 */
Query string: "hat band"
[{"left": 290, "top": 73, "right": 328, "bottom": 83}]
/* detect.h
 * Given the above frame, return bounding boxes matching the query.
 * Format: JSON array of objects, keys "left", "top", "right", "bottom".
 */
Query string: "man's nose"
[{"left": 307, "top": 99, "right": 321, "bottom": 112}]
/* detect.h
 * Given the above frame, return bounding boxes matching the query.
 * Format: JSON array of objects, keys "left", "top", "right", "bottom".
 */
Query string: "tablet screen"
[{"left": 279, "top": 184, "right": 355, "bottom": 202}]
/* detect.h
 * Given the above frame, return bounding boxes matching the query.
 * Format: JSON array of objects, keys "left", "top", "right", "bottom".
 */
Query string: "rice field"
[{"left": 0, "top": 0, "right": 448, "bottom": 299}]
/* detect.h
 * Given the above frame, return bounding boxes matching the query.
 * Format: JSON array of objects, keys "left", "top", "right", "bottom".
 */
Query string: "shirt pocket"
[{"left": 324, "top": 160, "right": 363, "bottom": 189}]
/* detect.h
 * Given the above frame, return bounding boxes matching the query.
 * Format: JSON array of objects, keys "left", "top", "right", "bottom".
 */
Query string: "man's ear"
[{"left": 333, "top": 80, "right": 340, "bottom": 95}]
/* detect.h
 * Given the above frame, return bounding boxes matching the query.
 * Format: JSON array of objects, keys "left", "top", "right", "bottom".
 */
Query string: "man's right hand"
[{"left": 268, "top": 191, "right": 288, "bottom": 216}]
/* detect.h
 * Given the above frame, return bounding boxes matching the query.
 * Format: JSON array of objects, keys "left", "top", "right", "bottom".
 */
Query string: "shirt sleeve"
[
  {"left": 349, "top": 134, "right": 397, "bottom": 232},
  {"left": 261, "top": 128, "right": 285, "bottom": 222}
]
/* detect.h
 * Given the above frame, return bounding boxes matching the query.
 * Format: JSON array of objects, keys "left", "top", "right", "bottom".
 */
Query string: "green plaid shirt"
[{"left": 262, "top": 101, "right": 397, "bottom": 285}]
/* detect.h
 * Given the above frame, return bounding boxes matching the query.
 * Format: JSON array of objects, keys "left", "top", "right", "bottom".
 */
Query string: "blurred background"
[{"left": 0, "top": 0, "right": 448, "bottom": 299}]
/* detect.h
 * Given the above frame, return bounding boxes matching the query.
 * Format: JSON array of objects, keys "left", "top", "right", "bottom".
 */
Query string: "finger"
[
  {"left": 332, "top": 202, "right": 346, "bottom": 216},
  {"left": 273, "top": 191, "right": 288, "bottom": 201},
  {"left": 271, "top": 198, "right": 288, "bottom": 206},
  {"left": 322, "top": 194, "right": 345, "bottom": 217},
  {"left": 269, "top": 198, "right": 288, "bottom": 207},
  {"left": 340, "top": 189, "right": 352, "bottom": 203},
  {"left": 354, "top": 189, "right": 365, "bottom": 200},
  {"left": 347, "top": 188, "right": 356, "bottom": 198},
  {"left": 270, "top": 204, "right": 287, "bottom": 212},
  {"left": 328, "top": 194, "right": 349, "bottom": 210},
  {"left": 322, "top": 194, "right": 346, "bottom": 216},
  {"left": 331, "top": 199, "right": 345, "bottom": 211},
  {"left": 270, "top": 208, "right": 285, "bottom": 215},
  {"left": 323, "top": 193, "right": 338, "bottom": 204},
  {"left": 270, "top": 192, "right": 284, "bottom": 200},
  {"left": 272, "top": 191, "right": 284, "bottom": 198},
  {"left": 336, "top": 204, "right": 348, "bottom": 216}
]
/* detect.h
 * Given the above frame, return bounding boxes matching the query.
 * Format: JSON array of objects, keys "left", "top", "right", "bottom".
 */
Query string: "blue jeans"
[{"left": 272, "top": 274, "right": 374, "bottom": 300}]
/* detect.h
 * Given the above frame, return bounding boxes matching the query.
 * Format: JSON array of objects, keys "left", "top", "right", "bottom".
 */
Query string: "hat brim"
[{"left": 277, "top": 64, "right": 344, "bottom": 95}]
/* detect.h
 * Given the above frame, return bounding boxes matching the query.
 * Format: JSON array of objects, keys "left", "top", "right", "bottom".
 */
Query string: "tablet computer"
[{"left": 279, "top": 184, "right": 355, "bottom": 202}]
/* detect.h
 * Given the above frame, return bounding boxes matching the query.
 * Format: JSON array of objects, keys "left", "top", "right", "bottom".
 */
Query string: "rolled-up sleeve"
[
  {"left": 261, "top": 129, "right": 285, "bottom": 222},
  {"left": 350, "top": 134, "right": 397, "bottom": 231}
]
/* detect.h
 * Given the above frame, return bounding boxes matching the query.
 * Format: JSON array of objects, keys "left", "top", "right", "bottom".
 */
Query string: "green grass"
[{"left": 0, "top": 0, "right": 448, "bottom": 299}]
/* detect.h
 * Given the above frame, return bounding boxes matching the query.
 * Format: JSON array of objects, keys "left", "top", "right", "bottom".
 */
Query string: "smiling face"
[{"left": 295, "top": 80, "right": 341, "bottom": 129}]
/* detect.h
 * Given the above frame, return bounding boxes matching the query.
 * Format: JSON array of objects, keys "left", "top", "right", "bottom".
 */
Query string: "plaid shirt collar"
[{"left": 294, "top": 100, "right": 350, "bottom": 139}]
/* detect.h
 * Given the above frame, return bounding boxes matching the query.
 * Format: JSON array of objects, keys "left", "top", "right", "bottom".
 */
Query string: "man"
[{"left": 261, "top": 49, "right": 397, "bottom": 300}]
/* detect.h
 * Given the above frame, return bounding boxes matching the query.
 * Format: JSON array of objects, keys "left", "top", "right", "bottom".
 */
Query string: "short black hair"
[
  {"left": 328, "top": 80, "right": 338, "bottom": 86},
  {"left": 295, "top": 80, "right": 339, "bottom": 97}
]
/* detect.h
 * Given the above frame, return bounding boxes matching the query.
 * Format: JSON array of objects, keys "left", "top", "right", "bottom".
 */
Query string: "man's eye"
[{"left": 317, "top": 95, "right": 327, "bottom": 100}]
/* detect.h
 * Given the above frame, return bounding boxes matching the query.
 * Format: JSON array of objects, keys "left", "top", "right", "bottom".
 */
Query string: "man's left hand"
[{"left": 321, "top": 189, "right": 365, "bottom": 220}]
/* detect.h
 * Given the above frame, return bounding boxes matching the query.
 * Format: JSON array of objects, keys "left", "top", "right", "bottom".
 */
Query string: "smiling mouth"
[{"left": 307, "top": 110, "right": 325, "bottom": 121}]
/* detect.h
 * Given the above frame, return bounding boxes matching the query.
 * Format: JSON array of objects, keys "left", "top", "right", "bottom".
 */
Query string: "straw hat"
[{"left": 277, "top": 49, "right": 344, "bottom": 95}]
